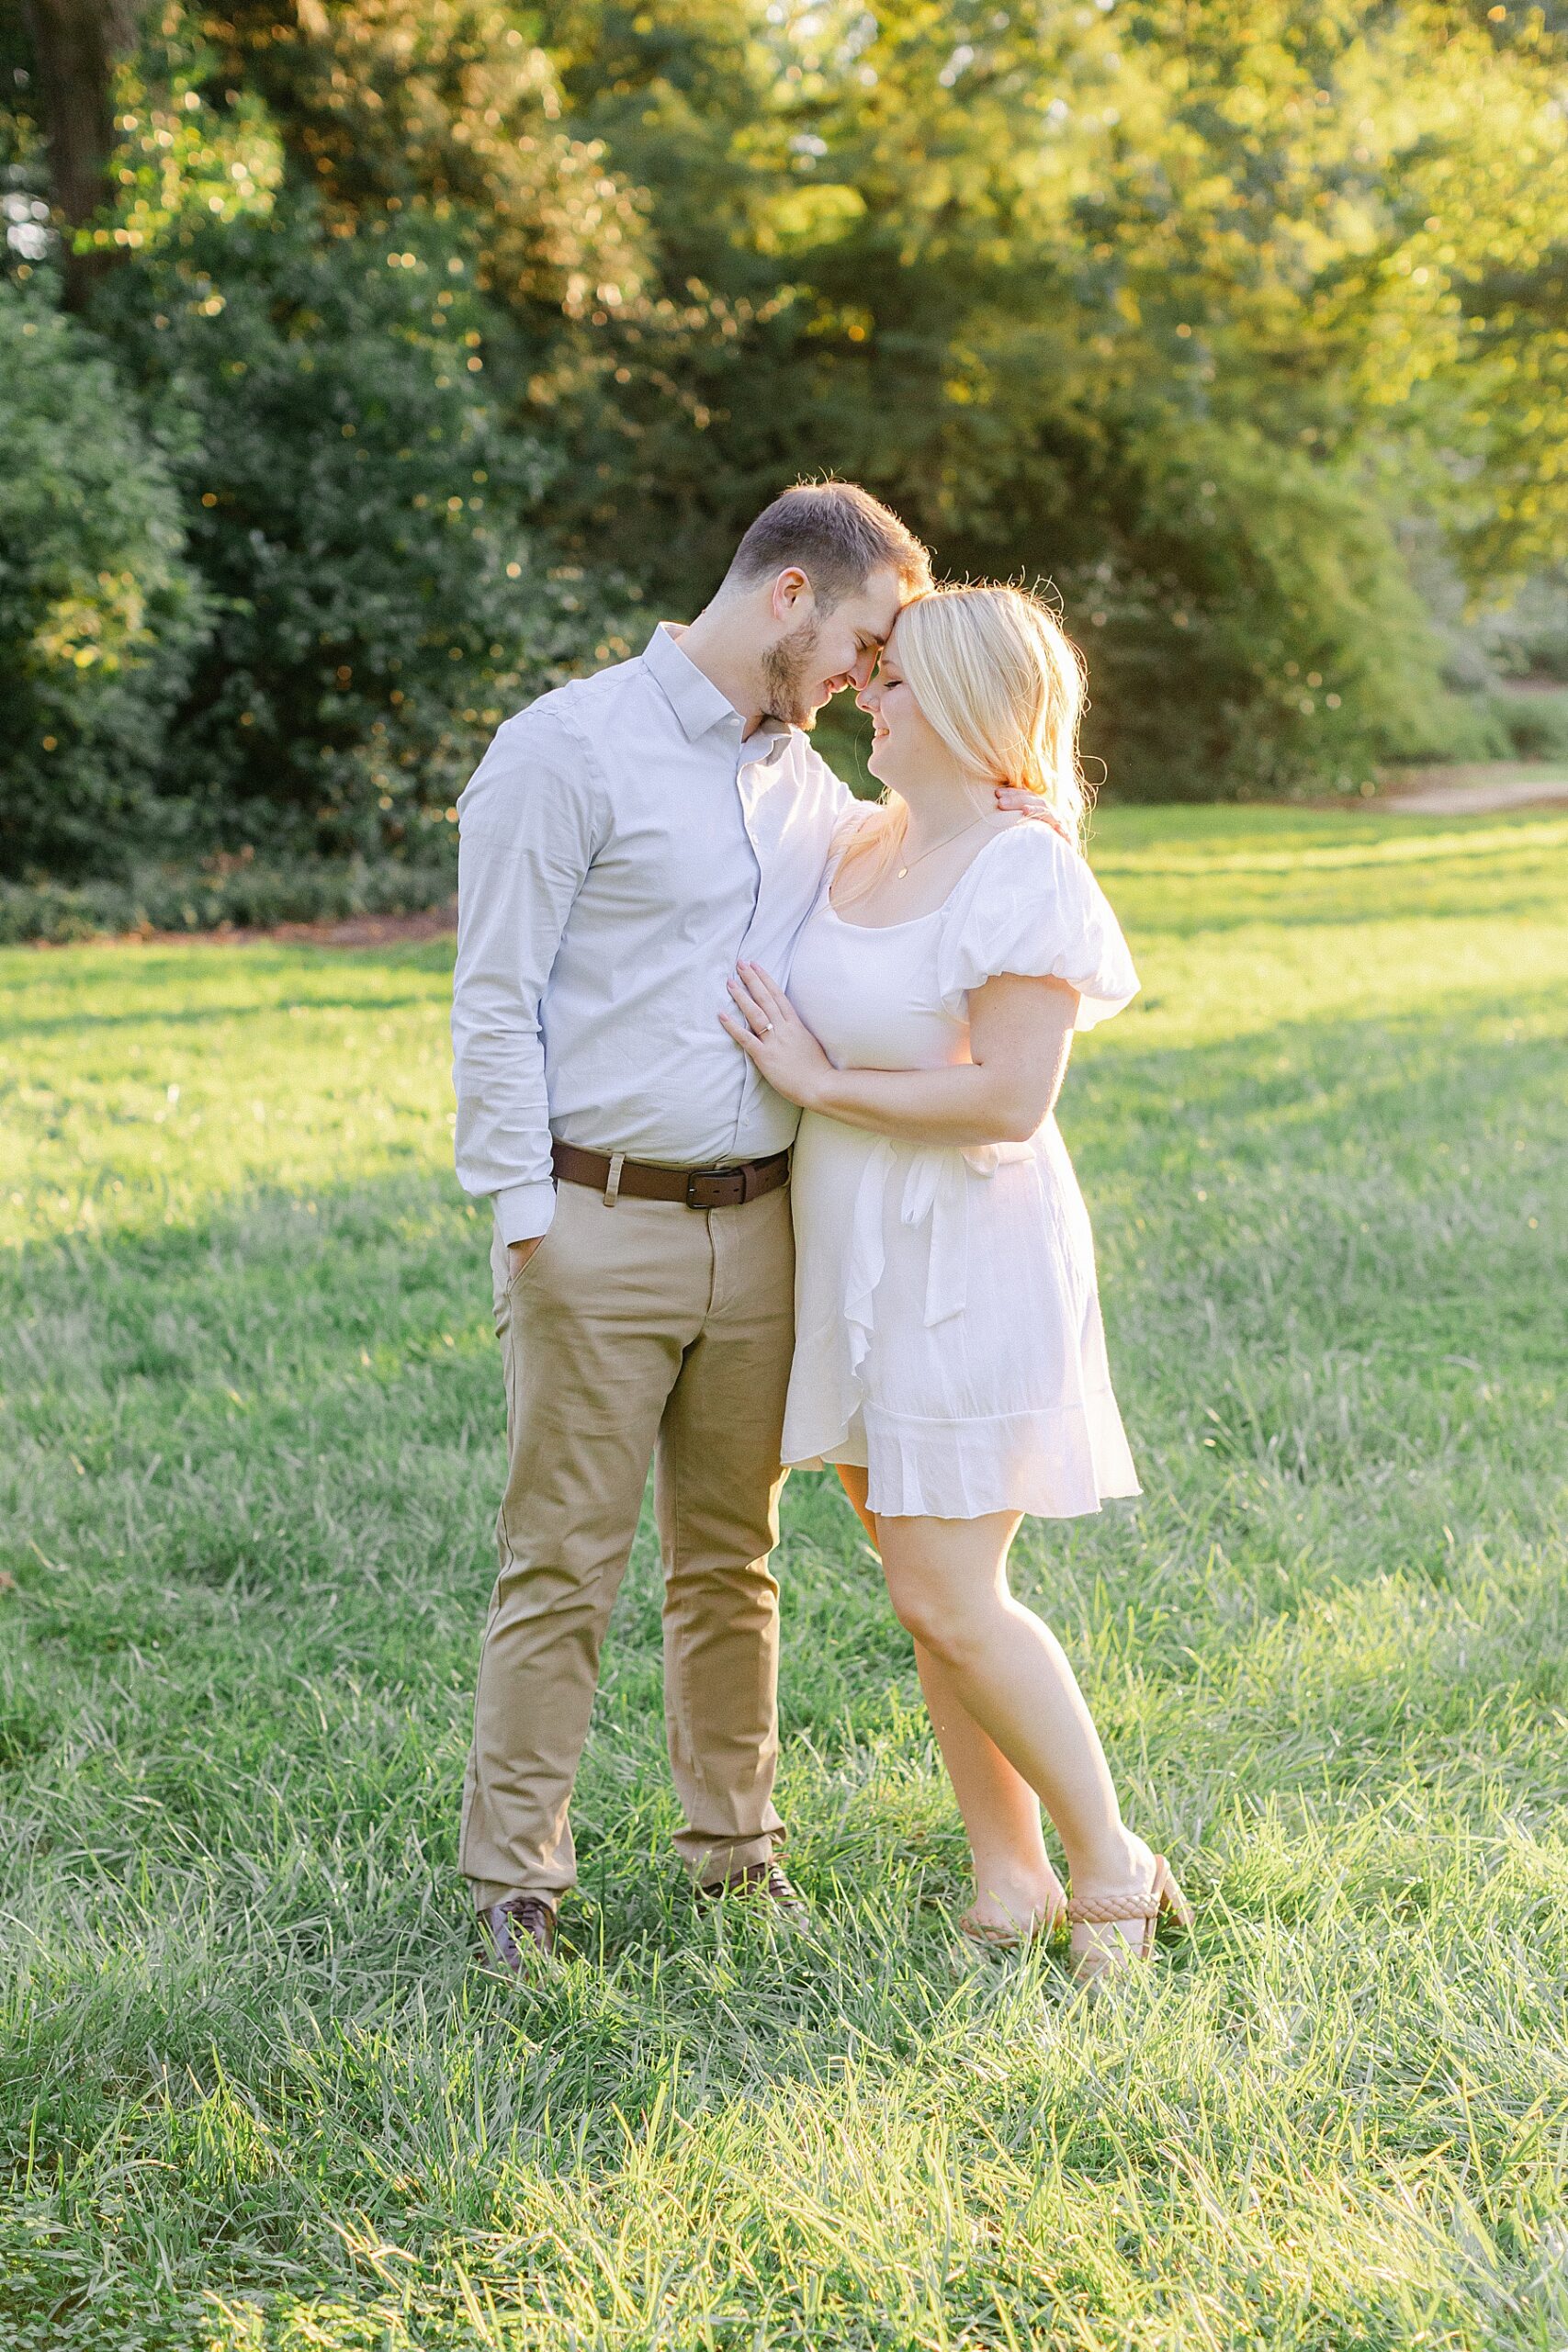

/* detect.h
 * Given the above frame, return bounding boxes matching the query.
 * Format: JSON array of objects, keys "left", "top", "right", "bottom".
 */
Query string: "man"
[{"left": 453, "top": 481, "right": 1001, "bottom": 1969}]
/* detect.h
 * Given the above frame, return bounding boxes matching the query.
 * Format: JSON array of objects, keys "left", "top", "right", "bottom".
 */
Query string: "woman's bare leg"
[
  {"left": 912, "top": 1645, "right": 1066, "bottom": 1935},
  {"left": 835, "top": 1468, "right": 1065, "bottom": 1936},
  {"left": 868, "top": 1499, "right": 1156, "bottom": 1963}
]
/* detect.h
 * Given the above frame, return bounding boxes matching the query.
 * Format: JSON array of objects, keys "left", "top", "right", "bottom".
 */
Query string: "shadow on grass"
[
  {"left": 2, "top": 977, "right": 1559, "bottom": 1781},
  {"left": 4, "top": 982, "right": 1561, "bottom": 1494}
]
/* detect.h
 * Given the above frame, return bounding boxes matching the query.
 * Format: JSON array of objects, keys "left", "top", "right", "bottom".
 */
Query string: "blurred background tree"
[
  {"left": 0, "top": 280, "right": 208, "bottom": 875},
  {"left": 545, "top": 0, "right": 1568, "bottom": 792},
  {"left": 4, "top": 0, "right": 1568, "bottom": 883}
]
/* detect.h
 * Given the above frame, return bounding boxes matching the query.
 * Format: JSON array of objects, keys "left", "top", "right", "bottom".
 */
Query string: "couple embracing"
[{"left": 451, "top": 481, "right": 1191, "bottom": 1991}]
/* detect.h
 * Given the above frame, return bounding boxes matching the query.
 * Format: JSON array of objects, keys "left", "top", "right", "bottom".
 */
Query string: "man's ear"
[{"left": 770, "top": 566, "right": 813, "bottom": 625}]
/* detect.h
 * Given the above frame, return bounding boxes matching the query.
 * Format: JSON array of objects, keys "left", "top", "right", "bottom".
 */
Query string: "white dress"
[{"left": 781, "top": 823, "right": 1141, "bottom": 1521}]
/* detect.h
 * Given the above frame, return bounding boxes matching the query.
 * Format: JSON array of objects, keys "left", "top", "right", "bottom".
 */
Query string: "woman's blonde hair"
[{"left": 835, "top": 582, "right": 1092, "bottom": 902}]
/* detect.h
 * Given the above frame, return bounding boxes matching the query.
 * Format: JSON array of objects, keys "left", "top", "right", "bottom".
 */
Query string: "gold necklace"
[{"left": 896, "top": 815, "right": 988, "bottom": 880}]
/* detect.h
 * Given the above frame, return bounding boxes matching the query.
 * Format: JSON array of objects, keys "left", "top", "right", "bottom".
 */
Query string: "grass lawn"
[{"left": 3, "top": 803, "right": 1566, "bottom": 2351}]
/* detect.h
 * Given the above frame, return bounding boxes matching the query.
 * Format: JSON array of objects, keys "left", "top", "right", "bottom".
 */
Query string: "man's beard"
[{"left": 761, "top": 618, "right": 824, "bottom": 729}]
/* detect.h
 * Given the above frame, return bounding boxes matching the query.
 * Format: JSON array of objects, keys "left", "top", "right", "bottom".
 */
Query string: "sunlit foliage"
[{"left": 547, "top": 0, "right": 1568, "bottom": 792}]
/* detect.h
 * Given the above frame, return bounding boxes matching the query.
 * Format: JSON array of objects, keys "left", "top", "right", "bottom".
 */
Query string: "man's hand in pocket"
[{"left": 507, "top": 1236, "right": 544, "bottom": 1278}]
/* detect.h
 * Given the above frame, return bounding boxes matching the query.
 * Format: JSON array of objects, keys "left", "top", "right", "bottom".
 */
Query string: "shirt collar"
[{"left": 643, "top": 622, "right": 743, "bottom": 742}]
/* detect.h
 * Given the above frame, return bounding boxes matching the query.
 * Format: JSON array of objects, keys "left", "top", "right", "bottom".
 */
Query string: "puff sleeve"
[{"left": 934, "top": 825, "right": 1139, "bottom": 1031}]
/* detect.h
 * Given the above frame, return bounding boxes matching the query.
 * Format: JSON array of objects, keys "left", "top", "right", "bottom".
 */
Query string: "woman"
[{"left": 720, "top": 582, "right": 1190, "bottom": 1984}]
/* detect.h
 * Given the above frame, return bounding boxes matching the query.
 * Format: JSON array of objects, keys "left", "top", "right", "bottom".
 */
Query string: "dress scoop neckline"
[{"left": 824, "top": 818, "right": 1031, "bottom": 933}]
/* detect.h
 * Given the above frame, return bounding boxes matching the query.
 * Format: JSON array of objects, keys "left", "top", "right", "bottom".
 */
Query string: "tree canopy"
[{"left": 5, "top": 0, "right": 1568, "bottom": 873}]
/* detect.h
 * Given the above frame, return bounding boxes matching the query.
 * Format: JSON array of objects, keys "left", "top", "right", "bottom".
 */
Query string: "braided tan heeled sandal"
[{"left": 1066, "top": 1855, "right": 1193, "bottom": 1987}]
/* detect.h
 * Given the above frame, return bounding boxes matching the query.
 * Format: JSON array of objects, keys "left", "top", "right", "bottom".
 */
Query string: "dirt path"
[
  {"left": 1376, "top": 762, "right": 1568, "bottom": 816},
  {"left": 255, "top": 905, "right": 458, "bottom": 948},
  {"left": 45, "top": 901, "right": 462, "bottom": 954}
]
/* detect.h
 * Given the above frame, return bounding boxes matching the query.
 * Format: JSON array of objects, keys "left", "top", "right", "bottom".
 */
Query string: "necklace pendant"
[{"left": 897, "top": 865, "right": 908, "bottom": 878}]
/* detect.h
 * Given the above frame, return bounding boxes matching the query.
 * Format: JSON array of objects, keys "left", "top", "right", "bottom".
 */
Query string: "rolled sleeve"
[{"left": 450, "top": 706, "right": 604, "bottom": 1239}]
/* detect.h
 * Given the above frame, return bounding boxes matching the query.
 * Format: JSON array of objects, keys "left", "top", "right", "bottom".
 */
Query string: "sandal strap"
[
  {"left": 1066, "top": 1889, "right": 1163, "bottom": 1926},
  {"left": 960, "top": 1917, "right": 1043, "bottom": 1949}
]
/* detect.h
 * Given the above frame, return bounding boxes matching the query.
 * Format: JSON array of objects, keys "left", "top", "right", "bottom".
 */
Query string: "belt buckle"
[{"left": 686, "top": 1167, "right": 743, "bottom": 1210}]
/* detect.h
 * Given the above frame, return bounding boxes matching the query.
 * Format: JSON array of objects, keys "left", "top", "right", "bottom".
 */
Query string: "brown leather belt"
[{"left": 551, "top": 1139, "right": 791, "bottom": 1210}]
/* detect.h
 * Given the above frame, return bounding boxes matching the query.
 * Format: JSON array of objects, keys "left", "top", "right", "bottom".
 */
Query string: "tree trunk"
[{"left": 21, "top": 0, "right": 148, "bottom": 305}]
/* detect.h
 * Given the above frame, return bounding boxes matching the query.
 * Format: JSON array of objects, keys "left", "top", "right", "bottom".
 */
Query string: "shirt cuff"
[{"left": 493, "top": 1179, "right": 557, "bottom": 1244}]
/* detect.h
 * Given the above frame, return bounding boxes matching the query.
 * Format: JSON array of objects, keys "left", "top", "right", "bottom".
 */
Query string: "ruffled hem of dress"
[
  {"left": 784, "top": 1408, "right": 868, "bottom": 1478},
  {"left": 795, "top": 1394, "right": 1139, "bottom": 1521},
  {"left": 781, "top": 1338, "right": 866, "bottom": 1477}
]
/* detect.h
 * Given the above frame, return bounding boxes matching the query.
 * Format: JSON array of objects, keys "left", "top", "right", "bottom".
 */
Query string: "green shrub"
[
  {"left": 1484, "top": 685, "right": 1568, "bottom": 762},
  {"left": 0, "top": 285, "right": 208, "bottom": 879},
  {"left": 92, "top": 208, "right": 638, "bottom": 856},
  {"left": 1056, "top": 434, "right": 1492, "bottom": 799},
  {"left": 0, "top": 848, "right": 457, "bottom": 945}
]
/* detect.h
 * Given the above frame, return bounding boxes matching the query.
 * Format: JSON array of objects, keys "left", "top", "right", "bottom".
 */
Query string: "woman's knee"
[
  {"left": 881, "top": 1514, "right": 1016, "bottom": 1662},
  {"left": 886, "top": 1573, "right": 982, "bottom": 1666}
]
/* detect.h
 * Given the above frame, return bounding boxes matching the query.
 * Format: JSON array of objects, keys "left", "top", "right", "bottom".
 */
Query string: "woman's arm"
[{"left": 721, "top": 962, "right": 1078, "bottom": 1148}]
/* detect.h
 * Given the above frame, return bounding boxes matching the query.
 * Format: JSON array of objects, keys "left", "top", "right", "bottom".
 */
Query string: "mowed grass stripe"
[{"left": 2, "top": 805, "right": 1565, "bottom": 2350}]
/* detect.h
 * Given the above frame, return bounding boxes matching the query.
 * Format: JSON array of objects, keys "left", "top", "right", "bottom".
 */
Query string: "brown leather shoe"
[
  {"left": 695, "top": 1860, "right": 808, "bottom": 1925},
  {"left": 479, "top": 1894, "right": 558, "bottom": 1973}
]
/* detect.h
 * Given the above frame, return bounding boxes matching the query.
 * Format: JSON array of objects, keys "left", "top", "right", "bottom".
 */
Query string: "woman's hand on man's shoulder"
[{"left": 993, "top": 786, "right": 1071, "bottom": 841}]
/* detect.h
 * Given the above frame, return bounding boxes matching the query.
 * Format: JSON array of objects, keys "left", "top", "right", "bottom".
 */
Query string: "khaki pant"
[{"left": 460, "top": 1177, "right": 795, "bottom": 1906}]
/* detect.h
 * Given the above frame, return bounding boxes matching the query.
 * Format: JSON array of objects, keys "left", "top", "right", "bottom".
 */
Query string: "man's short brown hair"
[{"left": 726, "top": 481, "right": 931, "bottom": 606}]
